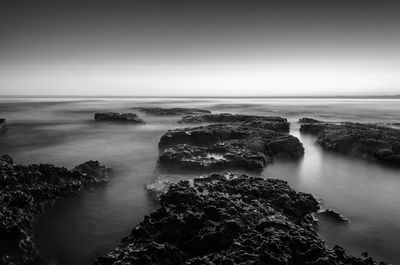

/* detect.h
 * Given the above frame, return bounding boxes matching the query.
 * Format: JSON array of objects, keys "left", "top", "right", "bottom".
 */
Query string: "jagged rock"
[
  {"left": 0, "top": 119, "right": 6, "bottom": 132},
  {"left": 179, "top": 113, "right": 290, "bottom": 132},
  {"left": 0, "top": 155, "right": 110, "bottom": 265},
  {"left": 94, "top": 173, "right": 384, "bottom": 265},
  {"left": 299, "top": 118, "right": 400, "bottom": 166},
  {"left": 94, "top": 112, "right": 145, "bottom": 124},
  {"left": 158, "top": 123, "right": 304, "bottom": 172},
  {"left": 134, "top": 107, "right": 211, "bottom": 116},
  {"left": 316, "top": 209, "right": 349, "bottom": 223}
]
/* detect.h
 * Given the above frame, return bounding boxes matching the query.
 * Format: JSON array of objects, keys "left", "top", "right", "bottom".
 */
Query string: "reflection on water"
[
  {"left": 0, "top": 98, "right": 400, "bottom": 264},
  {"left": 264, "top": 129, "right": 400, "bottom": 263}
]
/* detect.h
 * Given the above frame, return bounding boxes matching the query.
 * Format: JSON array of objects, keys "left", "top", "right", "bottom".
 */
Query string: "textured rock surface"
[
  {"left": 0, "top": 119, "right": 6, "bottom": 132},
  {"left": 179, "top": 113, "right": 290, "bottom": 132},
  {"left": 135, "top": 107, "right": 211, "bottom": 116},
  {"left": 0, "top": 155, "right": 109, "bottom": 265},
  {"left": 158, "top": 123, "right": 304, "bottom": 172},
  {"left": 94, "top": 112, "right": 145, "bottom": 124},
  {"left": 300, "top": 118, "right": 400, "bottom": 166},
  {"left": 94, "top": 173, "right": 384, "bottom": 265}
]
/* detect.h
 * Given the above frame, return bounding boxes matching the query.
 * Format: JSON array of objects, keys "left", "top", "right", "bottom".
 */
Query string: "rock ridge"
[
  {"left": 299, "top": 118, "right": 400, "bottom": 166},
  {"left": 94, "top": 112, "right": 145, "bottom": 124},
  {"left": 135, "top": 107, "right": 211, "bottom": 116}
]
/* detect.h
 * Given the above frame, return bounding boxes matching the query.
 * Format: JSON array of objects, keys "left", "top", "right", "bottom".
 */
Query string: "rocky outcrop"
[
  {"left": 0, "top": 119, "right": 6, "bottom": 132},
  {"left": 158, "top": 123, "right": 304, "bottom": 172},
  {"left": 134, "top": 107, "right": 211, "bottom": 116},
  {"left": 94, "top": 112, "right": 145, "bottom": 124},
  {"left": 299, "top": 118, "right": 400, "bottom": 166},
  {"left": 0, "top": 155, "right": 110, "bottom": 265},
  {"left": 94, "top": 173, "right": 384, "bottom": 265},
  {"left": 298, "top": 118, "right": 329, "bottom": 135},
  {"left": 179, "top": 113, "right": 290, "bottom": 132}
]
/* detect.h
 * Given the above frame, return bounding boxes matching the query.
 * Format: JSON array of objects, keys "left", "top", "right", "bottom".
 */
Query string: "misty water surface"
[{"left": 0, "top": 98, "right": 399, "bottom": 264}]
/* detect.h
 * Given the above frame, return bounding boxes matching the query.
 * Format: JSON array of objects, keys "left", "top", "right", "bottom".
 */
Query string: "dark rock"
[
  {"left": 94, "top": 173, "right": 384, "bottom": 265},
  {"left": 134, "top": 107, "right": 211, "bottom": 116},
  {"left": 73, "top": 160, "right": 110, "bottom": 184},
  {"left": 0, "top": 119, "right": 6, "bottom": 132},
  {"left": 385, "top": 154, "right": 400, "bottom": 164},
  {"left": 94, "top": 112, "right": 145, "bottom": 124},
  {"left": 299, "top": 118, "right": 400, "bottom": 167},
  {"left": 158, "top": 123, "right": 304, "bottom": 172},
  {"left": 179, "top": 113, "right": 290, "bottom": 132},
  {"left": 299, "top": 118, "right": 320, "bottom": 124},
  {"left": 299, "top": 118, "right": 326, "bottom": 135},
  {"left": 0, "top": 155, "right": 110, "bottom": 265},
  {"left": 316, "top": 209, "right": 349, "bottom": 223}
]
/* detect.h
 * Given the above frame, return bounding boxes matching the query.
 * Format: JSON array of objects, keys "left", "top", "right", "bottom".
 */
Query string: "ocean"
[{"left": 0, "top": 98, "right": 399, "bottom": 264}]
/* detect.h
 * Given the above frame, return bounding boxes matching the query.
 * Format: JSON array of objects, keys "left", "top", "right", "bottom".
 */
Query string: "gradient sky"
[{"left": 1, "top": 0, "right": 400, "bottom": 96}]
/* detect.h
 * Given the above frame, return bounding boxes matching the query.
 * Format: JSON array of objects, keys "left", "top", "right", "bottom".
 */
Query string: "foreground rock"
[
  {"left": 300, "top": 118, "right": 400, "bottom": 166},
  {"left": 94, "top": 112, "right": 145, "bottom": 124},
  {"left": 179, "top": 113, "right": 290, "bottom": 132},
  {"left": 0, "top": 119, "right": 6, "bottom": 132},
  {"left": 94, "top": 173, "right": 384, "bottom": 265},
  {"left": 134, "top": 107, "right": 211, "bottom": 116},
  {"left": 0, "top": 155, "right": 109, "bottom": 265},
  {"left": 158, "top": 123, "right": 303, "bottom": 172}
]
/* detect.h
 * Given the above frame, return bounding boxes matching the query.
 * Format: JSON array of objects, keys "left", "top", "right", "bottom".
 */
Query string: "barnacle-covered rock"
[
  {"left": 94, "top": 173, "right": 384, "bottom": 265},
  {"left": 158, "top": 123, "right": 303, "bottom": 172}
]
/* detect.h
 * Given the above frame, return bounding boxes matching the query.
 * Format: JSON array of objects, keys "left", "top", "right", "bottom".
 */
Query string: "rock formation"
[
  {"left": 299, "top": 118, "right": 400, "bottom": 166},
  {"left": 94, "top": 173, "right": 384, "bottom": 265},
  {"left": 94, "top": 112, "right": 145, "bottom": 124},
  {"left": 158, "top": 123, "right": 304, "bottom": 172},
  {"left": 134, "top": 107, "right": 211, "bottom": 116},
  {"left": 179, "top": 113, "right": 290, "bottom": 132},
  {"left": 316, "top": 209, "right": 349, "bottom": 223},
  {"left": 0, "top": 155, "right": 110, "bottom": 265}
]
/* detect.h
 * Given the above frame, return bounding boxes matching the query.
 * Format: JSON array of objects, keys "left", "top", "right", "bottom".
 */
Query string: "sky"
[{"left": 0, "top": 0, "right": 400, "bottom": 97}]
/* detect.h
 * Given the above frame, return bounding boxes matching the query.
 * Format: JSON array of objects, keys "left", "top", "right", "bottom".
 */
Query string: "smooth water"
[{"left": 0, "top": 98, "right": 399, "bottom": 264}]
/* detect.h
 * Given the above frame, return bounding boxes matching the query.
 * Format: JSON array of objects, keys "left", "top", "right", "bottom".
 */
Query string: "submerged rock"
[
  {"left": 94, "top": 112, "right": 145, "bottom": 124},
  {"left": 316, "top": 209, "right": 349, "bottom": 223},
  {"left": 0, "top": 119, "right": 6, "bottom": 132},
  {"left": 134, "top": 107, "right": 211, "bottom": 116},
  {"left": 94, "top": 173, "right": 384, "bottom": 265},
  {"left": 0, "top": 155, "right": 110, "bottom": 265},
  {"left": 299, "top": 118, "right": 400, "bottom": 166},
  {"left": 158, "top": 123, "right": 304, "bottom": 172},
  {"left": 179, "top": 113, "right": 290, "bottom": 132}
]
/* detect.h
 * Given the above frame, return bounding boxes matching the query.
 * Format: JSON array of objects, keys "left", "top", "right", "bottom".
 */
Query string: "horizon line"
[{"left": 0, "top": 95, "right": 399, "bottom": 99}]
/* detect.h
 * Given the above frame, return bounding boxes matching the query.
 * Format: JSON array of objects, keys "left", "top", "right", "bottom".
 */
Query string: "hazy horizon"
[
  {"left": 1, "top": 94, "right": 400, "bottom": 99},
  {"left": 1, "top": 0, "right": 400, "bottom": 97}
]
